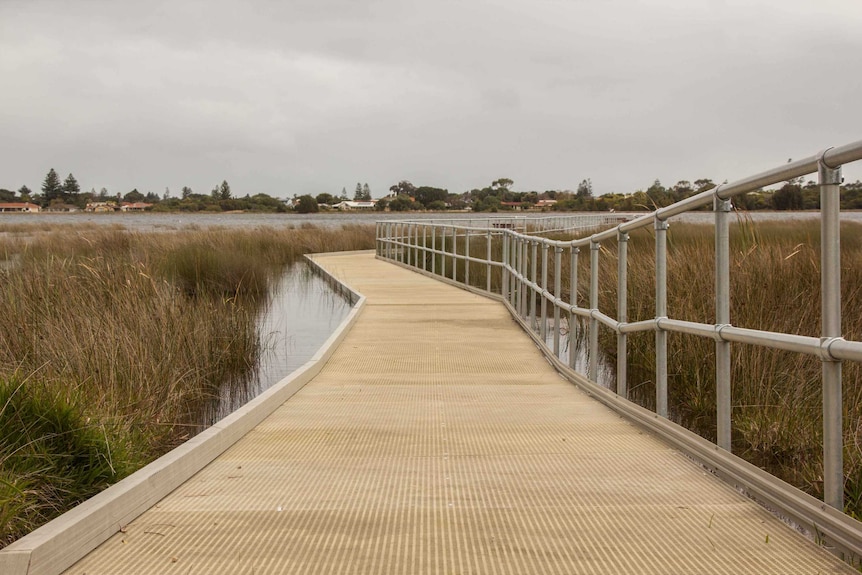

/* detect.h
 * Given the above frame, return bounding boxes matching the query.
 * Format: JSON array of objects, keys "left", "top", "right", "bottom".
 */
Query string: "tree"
[
  {"left": 295, "top": 194, "right": 319, "bottom": 213},
  {"left": 163, "top": 187, "right": 171, "bottom": 200},
  {"left": 316, "top": 193, "right": 335, "bottom": 205},
  {"left": 414, "top": 186, "right": 448, "bottom": 207},
  {"left": 340, "top": 187, "right": 349, "bottom": 201},
  {"left": 353, "top": 182, "right": 363, "bottom": 200},
  {"left": 491, "top": 178, "right": 513, "bottom": 192},
  {"left": 42, "top": 168, "right": 63, "bottom": 203},
  {"left": 181, "top": 186, "right": 193, "bottom": 199},
  {"left": 219, "top": 180, "right": 231, "bottom": 200},
  {"left": 18, "top": 185, "right": 32, "bottom": 202},
  {"left": 374, "top": 197, "right": 389, "bottom": 211},
  {"left": 0, "top": 188, "right": 15, "bottom": 202},
  {"left": 63, "top": 173, "right": 80, "bottom": 202},
  {"left": 362, "top": 183, "right": 371, "bottom": 200},
  {"left": 124, "top": 189, "right": 145, "bottom": 203},
  {"left": 389, "top": 180, "right": 416, "bottom": 197},
  {"left": 576, "top": 179, "right": 593, "bottom": 200},
  {"left": 388, "top": 195, "right": 415, "bottom": 211}
]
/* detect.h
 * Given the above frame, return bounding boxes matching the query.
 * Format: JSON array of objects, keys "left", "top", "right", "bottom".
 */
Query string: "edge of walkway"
[
  {"left": 381, "top": 254, "right": 862, "bottom": 566},
  {"left": 0, "top": 252, "right": 369, "bottom": 575}
]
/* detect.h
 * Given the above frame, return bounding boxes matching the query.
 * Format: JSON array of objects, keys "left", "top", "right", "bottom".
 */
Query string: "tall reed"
[
  {"left": 0, "top": 223, "right": 376, "bottom": 546},
  {"left": 587, "top": 220, "right": 862, "bottom": 515}
]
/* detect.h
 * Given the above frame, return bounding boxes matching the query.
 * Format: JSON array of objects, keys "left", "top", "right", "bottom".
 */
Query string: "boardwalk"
[{"left": 62, "top": 251, "right": 851, "bottom": 574}]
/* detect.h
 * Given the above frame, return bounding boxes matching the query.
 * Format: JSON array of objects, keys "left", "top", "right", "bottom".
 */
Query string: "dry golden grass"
[{"left": 0, "top": 223, "right": 376, "bottom": 546}]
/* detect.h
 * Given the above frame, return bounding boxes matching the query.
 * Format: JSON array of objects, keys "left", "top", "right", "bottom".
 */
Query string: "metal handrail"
[{"left": 375, "top": 140, "right": 862, "bottom": 533}]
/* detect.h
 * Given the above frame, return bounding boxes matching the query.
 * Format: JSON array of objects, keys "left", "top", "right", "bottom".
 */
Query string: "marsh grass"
[
  {"left": 0, "top": 223, "right": 375, "bottom": 546},
  {"left": 585, "top": 220, "right": 862, "bottom": 515}
]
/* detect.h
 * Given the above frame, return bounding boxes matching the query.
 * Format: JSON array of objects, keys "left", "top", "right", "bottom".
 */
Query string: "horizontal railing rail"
[{"left": 375, "top": 139, "right": 862, "bottom": 561}]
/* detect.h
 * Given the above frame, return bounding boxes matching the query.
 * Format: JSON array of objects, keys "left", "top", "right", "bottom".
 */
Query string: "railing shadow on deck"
[{"left": 375, "top": 140, "right": 862, "bottom": 565}]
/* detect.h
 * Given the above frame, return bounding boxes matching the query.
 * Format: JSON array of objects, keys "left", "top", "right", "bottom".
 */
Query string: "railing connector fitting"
[
  {"left": 654, "top": 217, "right": 669, "bottom": 231},
  {"left": 714, "top": 323, "right": 731, "bottom": 343},
  {"left": 820, "top": 336, "right": 845, "bottom": 362},
  {"left": 714, "top": 191, "right": 732, "bottom": 212},
  {"left": 818, "top": 147, "right": 843, "bottom": 183}
]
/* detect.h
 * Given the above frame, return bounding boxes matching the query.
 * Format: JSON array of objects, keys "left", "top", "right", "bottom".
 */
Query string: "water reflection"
[{"left": 208, "top": 263, "right": 352, "bottom": 422}]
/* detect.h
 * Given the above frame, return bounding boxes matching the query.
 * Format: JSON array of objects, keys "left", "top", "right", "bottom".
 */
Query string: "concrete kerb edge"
[{"left": 0, "top": 253, "right": 368, "bottom": 575}]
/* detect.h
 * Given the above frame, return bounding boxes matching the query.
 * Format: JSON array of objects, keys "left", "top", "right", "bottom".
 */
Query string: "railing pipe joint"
[{"left": 821, "top": 336, "right": 846, "bottom": 362}]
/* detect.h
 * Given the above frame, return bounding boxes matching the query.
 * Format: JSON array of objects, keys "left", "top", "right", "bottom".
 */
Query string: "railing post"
[
  {"left": 431, "top": 225, "right": 437, "bottom": 275},
  {"left": 502, "top": 233, "right": 509, "bottom": 300},
  {"left": 589, "top": 239, "right": 600, "bottom": 382},
  {"left": 520, "top": 239, "right": 528, "bottom": 319},
  {"left": 820, "top": 155, "right": 844, "bottom": 510},
  {"left": 569, "top": 245, "right": 579, "bottom": 370},
  {"left": 422, "top": 225, "right": 427, "bottom": 272},
  {"left": 530, "top": 240, "right": 539, "bottom": 331},
  {"left": 414, "top": 224, "right": 420, "bottom": 268},
  {"left": 553, "top": 246, "right": 562, "bottom": 357},
  {"left": 465, "top": 229, "right": 471, "bottom": 287},
  {"left": 451, "top": 227, "right": 458, "bottom": 282},
  {"left": 440, "top": 226, "right": 447, "bottom": 278},
  {"left": 540, "top": 241, "right": 549, "bottom": 343},
  {"left": 715, "top": 195, "right": 732, "bottom": 451},
  {"left": 655, "top": 218, "right": 669, "bottom": 418},
  {"left": 487, "top": 230, "right": 493, "bottom": 293},
  {"left": 617, "top": 231, "right": 629, "bottom": 398}
]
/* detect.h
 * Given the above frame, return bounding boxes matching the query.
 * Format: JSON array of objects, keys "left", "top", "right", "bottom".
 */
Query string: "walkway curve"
[{"left": 60, "top": 251, "right": 853, "bottom": 574}]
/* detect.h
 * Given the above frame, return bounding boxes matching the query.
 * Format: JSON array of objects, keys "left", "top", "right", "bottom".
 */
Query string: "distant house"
[
  {"left": 0, "top": 202, "right": 41, "bottom": 213},
  {"left": 43, "top": 204, "right": 80, "bottom": 212},
  {"left": 332, "top": 200, "right": 377, "bottom": 210},
  {"left": 120, "top": 202, "right": 153, "bottom": 212},
  {"left": 500, "top": 201, "right": 524, "bottom": 211},
  {"left": 536, "top": 199, "right": 558, "bottom": 209},
  {"left": 85, "top": 201, "right": 118, "bottom": 212}
]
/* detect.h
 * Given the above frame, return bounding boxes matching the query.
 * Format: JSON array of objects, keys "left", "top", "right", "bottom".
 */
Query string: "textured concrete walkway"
[{"left": 64, "top": 252, "right": 852, "bottom": 574}]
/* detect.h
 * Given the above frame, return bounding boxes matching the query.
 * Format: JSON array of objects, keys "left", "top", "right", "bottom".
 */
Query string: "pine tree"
[
  {"left": 219, "top": 180, "right": 231, "bottom": 200},
  {"left": 362, "top": 183, "right": 371, "bottom": 200},
  {"left": 42, "top": 168, "right": 63, "bottom": 203},
  {"left": 354, "top": 182, "right": 363, "bottom": 200},
  {"left": 63, "top": 173, "right": 80, "bottom": 203},
  {"left": 340, "top": 187, "right": 348, "bottom": 201}
]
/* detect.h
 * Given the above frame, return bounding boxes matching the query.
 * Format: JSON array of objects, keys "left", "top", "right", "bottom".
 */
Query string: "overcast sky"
[{"left": 2, "top": 0, "right": 861, "bottom": 200}]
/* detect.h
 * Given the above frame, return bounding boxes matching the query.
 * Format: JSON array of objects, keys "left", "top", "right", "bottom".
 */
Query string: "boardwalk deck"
[{"left": 63, "top": 251, "right": 852, "bottom": 574}]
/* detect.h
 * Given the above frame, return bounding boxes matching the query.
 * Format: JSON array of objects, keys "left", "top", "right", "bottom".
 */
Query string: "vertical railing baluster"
[
  {"left": 465, "top": 229, "right": 471, "bottom": 287},
  {"left": 589, "top": 239, "right": 599, "bottom": 382},
  {"left": 553, "top": 246, "right": 562, "bottom": 357},
  {"left": 422, "top": 225, "right": 427, "bottom": 272},
  {"left": 487, "top": 230, "right": 493, "bottom": 293},
  {"left": 502, "top": 233, "right": 509, "bottom": 301},
  {"left": 715, "top": 195, "right": 732, "bottom": 451},
  {"left": 617, "top": 231, "right": 629, "bottom": 398},
  {"left": 530, "top": 240, "right": 539, "bottom": 331},
  {"left": 569, "top": 245, "right": 579, "bottom": 370},
  {"left": 655, "top": 218, "right": 669, "bottom": 418},
  {"left": 451, "top": 227, "right": 458, "bottom": 282},
  {"left": 431, "top": 225, "right": 437, "bottom": 275},
  {"left": 520, "top": 239, "right": 528, "bottom": 319},
  {"left": 441, "top": 226, "right": 447, "bottom": 278},
  {"left": 541, "top": 242, "right": 549, "bottom": 343},
  {"left": 820, "top": 156, "right": 844, "bottom": 510}
]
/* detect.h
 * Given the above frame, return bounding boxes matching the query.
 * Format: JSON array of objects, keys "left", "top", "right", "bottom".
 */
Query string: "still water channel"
[{"left": 203, "top": 263, "right": 353, "bottom": 424}]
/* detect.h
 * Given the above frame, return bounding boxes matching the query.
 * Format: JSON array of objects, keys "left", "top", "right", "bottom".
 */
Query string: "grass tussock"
[{"left": 0, "top": 223, "right": 375, "bottom": 547}]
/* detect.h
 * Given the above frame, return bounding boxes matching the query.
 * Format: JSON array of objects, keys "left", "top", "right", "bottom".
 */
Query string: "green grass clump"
[{"left": 0, "top": 374, "right": 140, "bottom": 547}]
